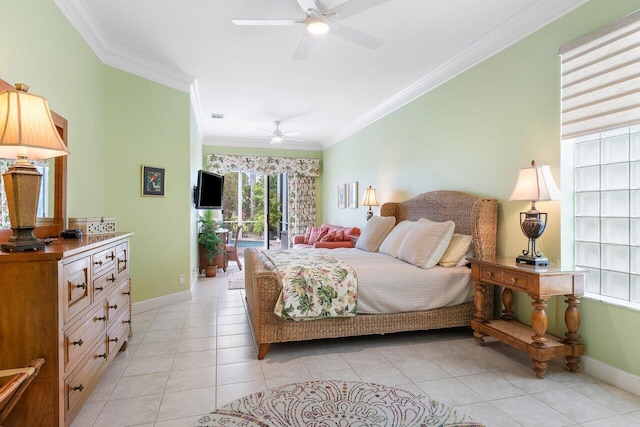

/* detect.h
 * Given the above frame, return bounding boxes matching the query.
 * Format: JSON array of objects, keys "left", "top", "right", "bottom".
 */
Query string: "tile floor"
[{"left": 72, "top": 266, "right": 640, "bottom": 427}]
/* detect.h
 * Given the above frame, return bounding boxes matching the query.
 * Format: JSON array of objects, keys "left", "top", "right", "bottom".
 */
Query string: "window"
[
  {"left": 560, "top": 9, "right": 640, "bottom": 308},
  {"left": 572, "top": 125, "right": 640, "bottom": 307}
]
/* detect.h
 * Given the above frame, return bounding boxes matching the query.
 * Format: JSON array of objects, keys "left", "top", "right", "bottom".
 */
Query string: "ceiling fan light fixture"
[
  {"left": 307, "top": 18, "right": 329, "bottom": 34},
  {"left": 271, "top": 135, "right": 283, "bottom": 143}
]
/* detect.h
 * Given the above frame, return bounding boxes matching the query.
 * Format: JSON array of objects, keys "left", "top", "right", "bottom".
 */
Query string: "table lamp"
[
  {"left": 361, "top": 185, "right": 380, "bottom": 220},
  {"left": 508, "top": 160, "right": 560, "bottom": 266},
  {"left": 0, "top": 83, "right": 70, "bottom": 252}
]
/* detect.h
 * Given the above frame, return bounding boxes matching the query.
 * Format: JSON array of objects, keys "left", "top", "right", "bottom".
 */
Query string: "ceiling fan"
[
  {"left": 261, "top": 120, "right": 303, "bottom": 144},
  {"left": 232, "top": 0, "right": 390, "bottom": 60}
]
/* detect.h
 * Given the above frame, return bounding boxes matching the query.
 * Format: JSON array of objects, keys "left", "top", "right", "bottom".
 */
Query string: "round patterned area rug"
[{"left": 195, "top": 380, "right": 483, "bottom": 427}]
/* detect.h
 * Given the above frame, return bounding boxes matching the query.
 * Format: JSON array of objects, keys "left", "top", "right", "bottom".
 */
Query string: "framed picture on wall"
[
  {"left": 347, "top": 181, "right": 358, "bottom": 208},
  {"left": 338, "top": 184, "right": 346, "bottom": 209},
  {"left": 142, "top": 165, "right": 165, "bottom": 197}
]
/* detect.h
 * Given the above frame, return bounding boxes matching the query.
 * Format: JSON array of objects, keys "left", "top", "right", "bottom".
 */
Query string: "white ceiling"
[{"left": 55, "top": 0, "right": 586, "bottom": 151}]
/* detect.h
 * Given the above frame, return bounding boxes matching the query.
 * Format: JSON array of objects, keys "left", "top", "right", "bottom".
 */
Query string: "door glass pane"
[
  {"left": 602, "top": 163, "right": 628, "bottom": 190},
  {"left": 601, "top": 218, "right": 629, "bottom": 245},
  {"left": 601, "top": 191, "right": 628, "bottom": 217}
]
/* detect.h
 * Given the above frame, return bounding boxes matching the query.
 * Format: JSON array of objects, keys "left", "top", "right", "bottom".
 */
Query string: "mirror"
[{"left": 0, "top": 79, "right": 67, "bottom": 241}]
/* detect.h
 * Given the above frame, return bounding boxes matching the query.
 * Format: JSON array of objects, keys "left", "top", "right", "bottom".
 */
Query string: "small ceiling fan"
[
  {"left": 232, "top": 0, "right": 390, "bottom": 60},
  {"left": 261, "top": 120, "right": 303, "bottom": 144}
]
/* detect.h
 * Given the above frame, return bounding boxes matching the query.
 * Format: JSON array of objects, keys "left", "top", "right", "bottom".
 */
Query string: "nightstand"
[{"left": 469, "top": 257, "right": 585, "bottom": 378}]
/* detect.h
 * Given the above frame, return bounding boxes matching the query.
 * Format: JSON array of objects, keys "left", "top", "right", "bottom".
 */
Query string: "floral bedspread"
[{"left": 260, "top": 249, "right": 358, "bottom": 321}]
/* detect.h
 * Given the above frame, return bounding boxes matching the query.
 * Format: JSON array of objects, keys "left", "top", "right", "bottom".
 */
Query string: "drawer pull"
[
  {"left": 76, "top": 283, "right": 87, "bottom": 290},
  {"left": 118, "top": 259, "right": 127, "bottom": 266},
  {"left": 109, "top": 304, "right": 118, "bottom": 310},
  {"left": 107, "top": 274, "right": 116, "bottom": 283},
  {"left": 72, "top": 384, "right": 84, "bottom": 392},
  {"left": 486, "top": 272, "right": 492, "bottom": 277},
  {"left": 109, "top": 337, "right": 119, "bottom": 343},
  {"left": 95, "top": 286, "right": 104, "bottom": 291},
  {"left": 123, "top": 291, "right": 131, "bottom": 296},
  {"left": 123, "top": 319, "right": 131, "bottom": 324},
  {"left": 72, "top": 339, "right": 84, "bottom": 347},
  {"left": 94, "top": 260, "right": 103, "bottom": 266},
  {"left": 510, "top": 277, "right": 516, "bottom": 283},
  {"left": 95, "top": 316, "right": 106, "bottom": 322},
  {"left": 107, "top": 253, "right": 115, "bottom": 260},
  {"left": 96, "top": 353, "right": 107, "bottom": 359}
]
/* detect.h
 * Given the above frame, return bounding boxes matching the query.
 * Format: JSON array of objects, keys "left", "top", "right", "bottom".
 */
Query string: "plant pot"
[{"left": 204, "top": 265, "right": 217, "bottom": 277}]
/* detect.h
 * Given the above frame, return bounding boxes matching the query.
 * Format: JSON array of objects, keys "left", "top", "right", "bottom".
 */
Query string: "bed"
[{"left": 244, "top": 190, "right": 498, "bottom": 359}]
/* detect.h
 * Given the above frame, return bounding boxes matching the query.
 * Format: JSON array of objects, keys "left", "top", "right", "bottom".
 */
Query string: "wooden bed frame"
[{"left": 244, "top": 190, "right": 498, "bottom": 359}]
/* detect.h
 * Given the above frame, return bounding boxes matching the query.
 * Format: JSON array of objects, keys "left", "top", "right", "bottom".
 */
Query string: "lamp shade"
[
  {"left": 509, "top": 160, "right": 560, "bottom": 202},
  {"left": 0, "top": 86, "right": 70, "bottom": 160},
  {"left": 361, "top": 185, "right": 380, "bottom": 207}
]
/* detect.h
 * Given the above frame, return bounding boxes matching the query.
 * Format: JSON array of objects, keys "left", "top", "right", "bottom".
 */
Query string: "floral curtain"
[
  {"left": 206, "top": 154, "right": 319, "bottom": 244},
  {"left": 288, "top": 174, "right": 316, "bottom": 241},
  {"left": 206, "top": 154, "right": 319, "bottom": 177}
]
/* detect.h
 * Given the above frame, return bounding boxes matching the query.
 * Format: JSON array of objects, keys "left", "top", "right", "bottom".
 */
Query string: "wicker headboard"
[{"left": 380, "top": 190, "right": 498, "bottom": 259}]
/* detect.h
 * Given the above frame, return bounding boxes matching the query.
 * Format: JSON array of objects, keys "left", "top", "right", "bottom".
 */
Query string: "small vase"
[{"left": 205, "top": 265, "right": 217, "bottom": 277}]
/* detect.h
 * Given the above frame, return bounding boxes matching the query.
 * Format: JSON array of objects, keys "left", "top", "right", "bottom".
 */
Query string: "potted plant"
[{"left": 198, "top": 210, "right": 225, "bottom": 277}]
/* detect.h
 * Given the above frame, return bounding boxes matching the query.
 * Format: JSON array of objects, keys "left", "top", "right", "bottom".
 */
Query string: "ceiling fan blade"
[
  {"left": 293, "top": 32, "right": 315, "bottom": 60},
  {"left": 329, "top": 23, "right": 384, "bottom": 50},
  {"left": 327, "top": 0, "right": 391, "bottom": 20},
  {"left": 232, "top": 19, "right": 302, "bottom": 26}
]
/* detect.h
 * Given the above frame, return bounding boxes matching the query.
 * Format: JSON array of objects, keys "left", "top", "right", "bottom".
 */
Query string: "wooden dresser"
[{"left": 0, "top": 233, "right": 133, "bottom": 426}]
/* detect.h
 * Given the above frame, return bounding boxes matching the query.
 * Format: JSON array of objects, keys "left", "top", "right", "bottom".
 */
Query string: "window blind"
[{"left": 559, "top": 9, "right": 640, "bottom": 139}]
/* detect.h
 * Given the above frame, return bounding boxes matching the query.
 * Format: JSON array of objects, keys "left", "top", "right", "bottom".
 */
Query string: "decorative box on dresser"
[{"left": 0, "top": 232, "right": 133, "bottom": 426}]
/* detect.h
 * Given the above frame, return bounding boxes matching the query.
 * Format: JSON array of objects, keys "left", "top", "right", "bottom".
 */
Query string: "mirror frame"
[{"left": 0, "top": 79, "right": 67, "bottom": 242}]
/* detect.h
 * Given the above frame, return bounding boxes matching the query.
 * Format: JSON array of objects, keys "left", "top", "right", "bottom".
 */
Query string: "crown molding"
[
  {"left": 322, "top": 0, "right": 588, "bottom": 149},
  {"left": 54, "top": 0, "right": 194, "bottom": 93},
  {"left": 204, "top": 136, "right": 323, "bottom": 152}
]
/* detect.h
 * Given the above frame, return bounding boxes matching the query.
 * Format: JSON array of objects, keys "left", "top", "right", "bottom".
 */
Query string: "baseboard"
[
  {"left": 132, "top": 289, "right": 192, "bottom": 314},
  {"left": 583, "top": 356, "right": 640, "bottom": 397}
]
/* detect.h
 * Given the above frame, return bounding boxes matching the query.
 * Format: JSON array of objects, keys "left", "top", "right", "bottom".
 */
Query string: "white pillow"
[
  {"left": 379, "top": 220, "right": 416, "bottom": 257},
  {"left": 438, "top": 234, "right": 473, "bottom": 267},
  {"left": 397, "top": 219, "right": 455, "bottom": 269},
  {"left": 356, "top": 216, "right": 396, "bottom": 252}
]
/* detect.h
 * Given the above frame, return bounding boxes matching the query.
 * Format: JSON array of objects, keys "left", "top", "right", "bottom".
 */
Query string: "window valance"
[{"left": 206, "top": 154, "right": 320, "bottom": 177}]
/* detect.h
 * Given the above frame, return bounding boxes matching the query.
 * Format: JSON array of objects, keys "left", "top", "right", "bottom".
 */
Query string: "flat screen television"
[{"left": 194, "top": 170, "right": 224, "bottom": 209}]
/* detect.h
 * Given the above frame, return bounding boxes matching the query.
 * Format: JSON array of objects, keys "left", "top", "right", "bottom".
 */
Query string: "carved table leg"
[
  {"left": 472, "top": 281, "right": 486, "bottom": 345},
  {"left": 501, "top": 288, "right": 514, "bottom": 321},
  {"left": 530, "top": 297, "right": 548, "bottom": 349},
  {"left": 532, "top": 359, "right": 548, "bottom": 378},
  {"left": 564, "top": 294, "right": 582, "bottom": 372}
]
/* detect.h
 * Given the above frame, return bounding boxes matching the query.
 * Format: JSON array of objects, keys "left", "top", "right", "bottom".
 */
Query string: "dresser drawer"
[
  {"left": 106, "top": 280, "right": 130, "bottom": 326},
  {"left": 63, "top": 257, "right": 91, "bottom": 323},
  {"left": 93, "top": 270, "right": 117, "bottom": 301},
  {"left": 107, "top": 309, "right": 131, "bottom": 358},
  {"left": 503, "top": 271, "right": 530, "bottom": 291},
  {"left": 115, "top": 241, "right": 129, "bottom": 280},
  {"left": 92, "top": 246, "right": 116, "bottom": 276},
  {"left": 65, "top": 306, "right": 107, "bottom": 373},
  {"left": 65, "top": 340, "right": 109, "bottom": 419},
  {"left": 480, "top": 265, "right": 503, "bottom": 283}
]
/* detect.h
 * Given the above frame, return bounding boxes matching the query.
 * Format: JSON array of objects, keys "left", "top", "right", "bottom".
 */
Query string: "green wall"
[
  {"left": 102, "top": 68, "right": 192, "bottom": 302},
  {"left": 1, "top": 0, "right": 194, "bottom": 304},
  {"left": 322, "top": 0, "right": 640, "bottom": 376}
]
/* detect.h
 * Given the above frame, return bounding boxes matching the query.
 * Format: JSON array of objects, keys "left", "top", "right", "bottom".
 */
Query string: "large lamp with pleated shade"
[{"left": 0, "top": 83, "right": 70, "bottom": 252}]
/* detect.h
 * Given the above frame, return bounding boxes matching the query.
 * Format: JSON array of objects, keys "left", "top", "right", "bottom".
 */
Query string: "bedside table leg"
[
  {"left": 501, "top": 288, "right": 514, "bottom": 320},
  {"left": 564, "top": 294, "right": 582, "bottom": 372},
  {"left": 532, "top": 359, "right": 548, "bottom": 378},
  {"left": 472, "top": 281, "right": 486, "bottom": 345},
  {"left": 530, "top": 298, "right": 548, "bottom": 349}
]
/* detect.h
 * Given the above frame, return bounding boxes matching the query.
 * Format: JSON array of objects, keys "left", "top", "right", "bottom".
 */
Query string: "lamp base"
[
  {"left": 516, "top": 254, "right": 549, "bottom": 266},
  {"left": 1, "top": 227, "right": 45, "bottom": 252}
]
